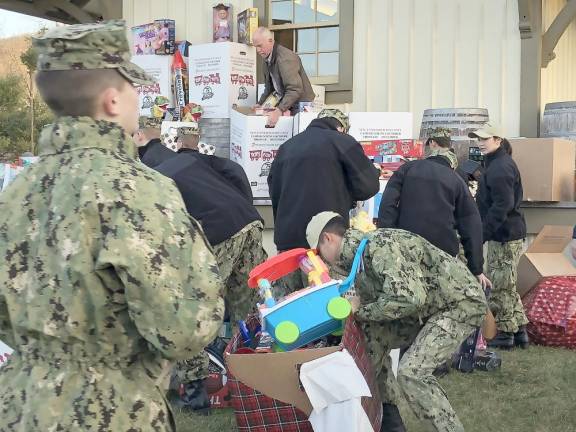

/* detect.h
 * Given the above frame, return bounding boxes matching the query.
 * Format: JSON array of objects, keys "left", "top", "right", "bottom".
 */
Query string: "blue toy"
[{"left": 247, "top": 239, "right": 369, "bottom": 351}]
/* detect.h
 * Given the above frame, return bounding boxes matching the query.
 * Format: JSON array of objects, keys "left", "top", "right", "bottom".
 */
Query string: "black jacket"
[
  {"left": 139, "top": 139, "right": 177, "bottom": 168},
  {"left": 268, "top": 118, "right": 380, "bottom": 250},
  {"left": 476, "top": 146, "right": 526, "bottom": 243},
  {"left": 155, "top": 149, "right": 262, "bottom": 246},
  {"left": 377, "top": 156, "right": 484, "bottom": 275}
]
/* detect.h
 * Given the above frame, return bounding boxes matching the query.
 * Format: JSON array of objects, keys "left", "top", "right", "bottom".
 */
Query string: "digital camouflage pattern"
[
  {"left": 173, "top": 221, "right": 268, "bottom": 382},
  {"left": 0, "top": 117, "right": 225, "bottom": 432},
  {"left": 428, "top": 147, "right": 459, "bottom": 169},
  {"left": 486, "top": 240, "right": 529, "bottom": 333},
  {"left": 427, "top": 126, "right": 452, "bottom": 139},
  {"left": 339, "top": 228, "right": 486, "bottom": 432},
  {"left": 317, "top": 108, "right": 350, "bottom": 131},
  {"left": 139, "top": 115, "right": 163, "bottom": 129},
  {"left": 33, "top": 19, "right": 155, "bottom": 85}
]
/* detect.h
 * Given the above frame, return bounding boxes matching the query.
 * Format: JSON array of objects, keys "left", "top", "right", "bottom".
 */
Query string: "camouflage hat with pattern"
[
  {"left": 426, "top": 127, "right": 452, "bottom": 147},
  {"left": 138, "top": 116, "right": 163, "bottom": 129},
  {"left": 177, "top": 122, "right": 200, "bottom": 136},
  {"left": 33, "top": 19, "right": 155, "bottom": 86},
  {"left": 318, "top": 108, "right": 350, "bottom": 131}
]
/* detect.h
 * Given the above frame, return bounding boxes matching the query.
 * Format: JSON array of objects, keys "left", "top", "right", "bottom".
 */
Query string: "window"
[
  {"left": 269, "top": 0, "right": 340, "bottom": 85},
  {"left": 255, "top": 0, "right": 353, "bottom": 103}
]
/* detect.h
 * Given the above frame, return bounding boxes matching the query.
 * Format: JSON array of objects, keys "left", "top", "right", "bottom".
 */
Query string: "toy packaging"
[
  {"left": 213, "top": 3, "right": 233, "bottom": 43},
  {"left": 131, "top": 55, "right": 174, "bottom": 116},
  {"left": 132, "top": 19, "right": 176, "bottom": 55},
  {"left": 361, "top": 139, "right": 424, "bottom": 159},
  {"left": 237, "top": 7, "right": 258, "bottom": 45},
  {"left": 188, "top": 42, "right": 256, "bottom": 118}
]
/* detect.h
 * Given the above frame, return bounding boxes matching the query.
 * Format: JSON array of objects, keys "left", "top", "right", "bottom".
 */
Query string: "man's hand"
[
  {"left": 348, "top": 296, "right": 361, "bottom": 314},
  {"left": 266, "top": 108, "right": 282, "bottom": 127},
  {"left": 477, "top": 273, "right": 493, "bottom": 290}
]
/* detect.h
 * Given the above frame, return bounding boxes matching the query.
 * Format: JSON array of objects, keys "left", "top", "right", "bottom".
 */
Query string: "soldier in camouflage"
[
  {"left": 307, "top": 212, "right": 487, "bottom": 432},
  {"left": 153, "top": 119, "right": 267, "bottom": 412},
  {"left": 0, "top": 20, "right": 225, "bottom": 432}
]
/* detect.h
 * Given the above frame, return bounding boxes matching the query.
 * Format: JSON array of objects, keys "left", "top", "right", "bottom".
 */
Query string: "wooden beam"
[
  {"left": 519, "top": 0, "right": 542, "bottom": 138},
  {"left": 541, "top": 0, "right": 576, "bottom": 67},
  {"left": 35, "top": 0, "right": 97, "bottom": 23}
]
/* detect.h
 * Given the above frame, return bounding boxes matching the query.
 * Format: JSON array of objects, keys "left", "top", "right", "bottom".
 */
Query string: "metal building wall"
[{"left": 123, "top": 0, "right": 522, "bottom": 135}]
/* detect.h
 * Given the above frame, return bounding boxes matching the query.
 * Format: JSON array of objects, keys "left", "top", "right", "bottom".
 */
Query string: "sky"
[{"left": 0, "top": 9, "right": 57, "bottom": 38}]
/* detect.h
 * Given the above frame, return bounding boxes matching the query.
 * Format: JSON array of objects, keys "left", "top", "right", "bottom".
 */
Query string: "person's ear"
[{"left": 100, "top": 86, "right": 123, "bottom": 117}]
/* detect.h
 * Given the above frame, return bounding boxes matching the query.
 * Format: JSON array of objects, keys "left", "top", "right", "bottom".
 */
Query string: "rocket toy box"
[{"left": 247, "top": 240, "right": 369, "bottom": 352}]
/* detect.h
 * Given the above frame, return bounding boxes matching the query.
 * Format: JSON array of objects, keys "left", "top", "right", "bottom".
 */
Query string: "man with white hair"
[{"left": 252, "top": 26, "right": 315, "bottom": 127}]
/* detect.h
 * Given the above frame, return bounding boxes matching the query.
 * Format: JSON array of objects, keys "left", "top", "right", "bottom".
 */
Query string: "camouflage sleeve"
[
  {"left": 95, "top": 176, "right": 225, "bottom": 361},
  {"left": 356, "top": 244, "right": 427, "bottom": 322},
  {"left": 0, "top": 296, "right": 14, "bottom": 347}
]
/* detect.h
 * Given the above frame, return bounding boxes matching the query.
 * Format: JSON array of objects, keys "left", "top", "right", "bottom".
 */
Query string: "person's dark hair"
[
  {"left": 426, "top": 137, "right": 451, "bottom": 148},
  {"left": 36, "top": 69, "right": 128, "bottom": 117},
  {"left": 319, "top": 216, "right": 347, "bottom": 243},
  {"left": 318, "top": 117, "right": 345, "bottom": 131},
  {"left": 499, "top": 138, "right": 513, "bottom": 156}
]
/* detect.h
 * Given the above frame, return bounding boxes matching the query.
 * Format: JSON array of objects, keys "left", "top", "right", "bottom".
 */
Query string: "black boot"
[
  {"left": 173, "top": 379, "right": 211, "bottom": 415},
  {"left": 487, "top": 331, "right": 514, "bottom": 350},
  {"left": 380, "top": 403, "right": 406, "bottom": 432},
  {"left": 514, "top": 326, "right": 530, "bottom": 349}
]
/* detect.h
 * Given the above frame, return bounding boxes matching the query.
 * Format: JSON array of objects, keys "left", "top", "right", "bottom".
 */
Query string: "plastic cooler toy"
[{"left": 247, "top": 239, "right": 368, "bottom": 351}]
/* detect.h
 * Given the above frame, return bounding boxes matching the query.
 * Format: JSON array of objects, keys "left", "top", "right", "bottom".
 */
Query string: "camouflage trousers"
[
  {"left": 363, "top": 310, "right": 476, "bottom": 432},
  {"left": 172, "top": 221, "right": 267, "bottom": 383},
  {"left": 486, "top": 240, "right": 529, "bottom": 333}
]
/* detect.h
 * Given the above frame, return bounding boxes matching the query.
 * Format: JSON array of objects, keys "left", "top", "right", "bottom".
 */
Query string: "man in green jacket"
[
  {"left": 0, "top": 20, "right": 224, "bottom": 432},
  {"left": 306, "top": 212, "right": 487, "bottom": 432}
]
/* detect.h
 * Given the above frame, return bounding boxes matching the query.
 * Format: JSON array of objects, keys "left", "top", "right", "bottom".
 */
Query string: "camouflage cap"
[
  {"left": 318, "top": 108, "right": 350, "bottom": 131},
  {"left": 138, "top": 116, "right": 163, "bottom": 129},
  {"left": 33, "top": 19, "right": 155, "bottom": 85},
  {"left": 177, "top": 122, "right": 200, "bottom": 136},
  {"left": 427, "top": 127, "right": 451, "bottom": 139},
  {"left": 426, "top": 127, "right": 452, "bottom": 147}
]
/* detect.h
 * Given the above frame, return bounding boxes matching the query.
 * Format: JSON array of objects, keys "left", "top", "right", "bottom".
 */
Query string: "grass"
[{"left": 174, "top": 346, "right": 576, "bottom": 432}]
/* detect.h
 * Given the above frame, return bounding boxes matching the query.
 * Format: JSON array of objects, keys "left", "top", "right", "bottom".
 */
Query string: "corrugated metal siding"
[
  {"left": 541, "top": 0, "right": 576, "bottom": 113},
  {"left": 345, "top": 0, "right": 521, "bottom": 137},
  {"left": 123, "top": 0, "right": 522, "bottom": 136}
]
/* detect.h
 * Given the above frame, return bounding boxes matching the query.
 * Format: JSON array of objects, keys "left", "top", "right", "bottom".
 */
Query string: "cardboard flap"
[
  {"left": 226, "top": 346, "right": 340, "bottom": 415},
  {"left": 524, "top": 252, "right": 576, "bottom": 277},
  {"left": 527, "top": 226, "right": 574, "bottom": 253},
  {"left": 233, "top": 106, "right": 253, "bottom": 116}
]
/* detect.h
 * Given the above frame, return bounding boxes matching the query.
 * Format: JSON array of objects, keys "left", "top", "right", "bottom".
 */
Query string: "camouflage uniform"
[
  {"left": 173, "top": 221, "right": 268, "bottom": 382},
  {"left": 340, "top": 229, "right": 487, "bottom": 432},
  {"left": 0, "top": 21, "right": 225, "bottom": 432},
  {"left": 486, "top": 240, "right": 529, "bottom": 333}
]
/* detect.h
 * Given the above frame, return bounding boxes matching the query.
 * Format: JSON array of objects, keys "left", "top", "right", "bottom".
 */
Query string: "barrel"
[
  {"left": 199, "top": 118, "right": 231, "bottom": 158},
  {"left": 541, "top": 102, "right": 576, "bottom": 140},
  {"left": 419, "top": 108, "right": 490, "bottom": 163}
]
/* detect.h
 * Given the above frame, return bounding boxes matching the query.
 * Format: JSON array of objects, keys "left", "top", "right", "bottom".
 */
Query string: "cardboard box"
[
  {"left": 292, "top": 111, "right": 319, "bottom": 135},
  {"left": 131, "top": 55, "right": 175, "bottom": 116},
  {"left": 348, "top": 112, "right": 413, "bottom": 142},
  {"left": 131, "top": 20, "right": 175, "bottom": 55},
  {"left": 230, "top": 107, "right": 294, "bottom": 199},
  {"left": 517, "top": 225, "right": 576, "bottom": 297},
  {"left": 225, "top": 317, "right": 382, "bottom": 430},
  {"left": 237, "top": 7, "right": 258, "bottom": 45},
  {"left": 361, "top": 139, "right": 424, "bottom": 158},
  {"left": 188, "top": 42, "right": 256, "bottom": 118},
  {"left": 510, "top": 138, "right": 576, "bottom": 202}
]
